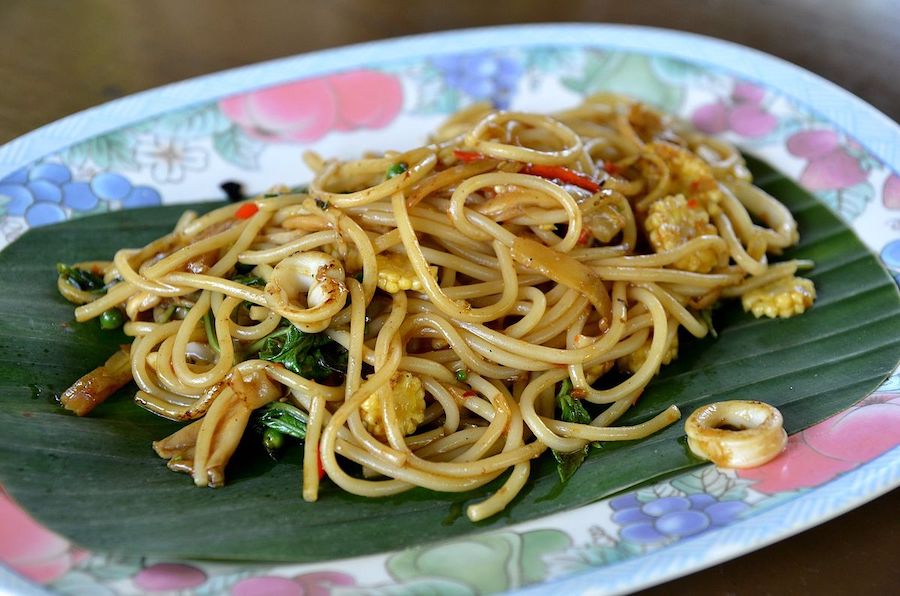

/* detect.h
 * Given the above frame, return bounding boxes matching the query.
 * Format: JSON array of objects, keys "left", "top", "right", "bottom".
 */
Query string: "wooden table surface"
[{"left": 1, "top": 1, "right": 898, "bottom": 594}]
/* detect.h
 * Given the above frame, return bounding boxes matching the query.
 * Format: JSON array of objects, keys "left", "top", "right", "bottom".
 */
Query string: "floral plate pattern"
[{"left": 1, "top": 25, "right": 898, "bottom": 595}]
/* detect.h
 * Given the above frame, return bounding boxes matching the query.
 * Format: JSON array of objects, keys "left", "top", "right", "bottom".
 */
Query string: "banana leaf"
[{"left": 0, "top": 156, "right": 898, "bottom": 562}]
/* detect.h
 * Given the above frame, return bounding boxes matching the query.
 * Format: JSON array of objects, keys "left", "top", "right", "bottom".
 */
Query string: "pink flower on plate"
[
  {"left": 737, "top": 394, "right": 900, "bottom": 494},
  {"left": 883, "top": 174, "right": 900, "bottom": 210},
  {"left": 786, "top": 129, "right": 868, "bottom": 191},
  {"left": 0, "top": 491, "right": 86, "bottom": 584},
  {"left": 727, "top": 104, "right": 778, "bottom": 138},
  {"left": 691, "top": 81, "right": 777, "bottom": 138},
  {"left": 293, "top": 570, "right": 356, "bottom": 595},
  {"left": 232, "top": 576, "right": 303, "bottom": 596},
  {"left": 692, "top": 102, "right": 729, "bottom": 135},
  {"left": 230, "top": 571, "right": 356, "bottom": 596},
  {"left": 134, "top": 562, "right": 207, "bottom": 591},
  {"left": 730, "top": 81, "right": 766, "bottom": 105},
  {"left": 220, "top": 70, "right": 403, "bottom": 143}
]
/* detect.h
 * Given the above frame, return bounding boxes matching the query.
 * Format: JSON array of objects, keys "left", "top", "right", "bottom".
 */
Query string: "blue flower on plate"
[
  {"left": 431, "top": 53, "right": 524, "bottom": 109},
  {"left": 0, "top": 163, "right": 162, "bottom": 227},
  {"left": 880, "top": 239, "right": 900, "bottom": 286},
  {"left": 609, "top": 492, "right": 750, "bottom": 545}
]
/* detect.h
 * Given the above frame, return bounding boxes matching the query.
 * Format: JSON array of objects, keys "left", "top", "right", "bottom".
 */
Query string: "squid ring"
[{"left": 684, "top": 400, "right": 787, "bottom": 468}]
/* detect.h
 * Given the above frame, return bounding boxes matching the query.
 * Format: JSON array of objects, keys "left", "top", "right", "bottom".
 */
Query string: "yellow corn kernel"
[
  {"left": 644, "top": 194, "right": 720, "bottom": 272},
  {"left": 619, "top": 330, "right": 679, "bottom": 374},
  {"left": 360, "top": 371, "right": 426, "bottom": 437},
  {"left": 742, "top": 276, "right": 816, "bottom": 319},
  {"left": 649, "top": 141, "right": 724, "bottom": 215},
  {"left": 376, "top": 252, "right": 437, "bottom": 294}
]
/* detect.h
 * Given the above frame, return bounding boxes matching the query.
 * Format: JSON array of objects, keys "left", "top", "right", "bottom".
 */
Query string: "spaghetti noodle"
[{"left": 57, "top": 95, "right": 815, "bottom": 520}]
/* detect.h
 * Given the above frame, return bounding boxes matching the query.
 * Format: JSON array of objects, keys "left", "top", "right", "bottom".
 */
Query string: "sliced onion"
[{"left": 510, "top": 236, "right": 610, "bottom": 317}]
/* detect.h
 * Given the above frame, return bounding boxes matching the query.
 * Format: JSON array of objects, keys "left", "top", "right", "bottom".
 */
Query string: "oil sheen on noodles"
[{"left": 57, "top": 95, "right": 816, "bottom": 521}]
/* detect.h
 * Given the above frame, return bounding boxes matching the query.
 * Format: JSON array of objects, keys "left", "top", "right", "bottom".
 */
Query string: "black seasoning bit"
[{"left": 220, "top": 181, "right": 245, "bottom": 202}]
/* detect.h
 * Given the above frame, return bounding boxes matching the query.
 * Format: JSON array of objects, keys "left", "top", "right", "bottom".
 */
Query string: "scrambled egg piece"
[
  {"left": 376, "top": 253, "right": 437, "bottom": 294},
  {"left": 628, "top": 103, "right": 672, "bottom": 144},
  {"left": 648, "top": 141, "right": 724, "bottom": 215},
  {"left": 644, "top": 194, "right": 720, "bottom": 272},
  {"left": 360, "top": 371, "right": 426, "bottom": 437},
  {"left": 618, "top": 330, "right": 679, "bottom": 375},
  {"left": 742, "top": 276, "right": 816, "bottom": 319}
]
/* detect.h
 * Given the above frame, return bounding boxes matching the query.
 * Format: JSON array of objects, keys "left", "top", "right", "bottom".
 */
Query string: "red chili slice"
[
  {"left": 578, "top": 229, "right": 592, "bottom": 245},
  {"left": 521, "top": 164, "right": 601, "bottom": 193},
  {"left": 235, "top": 203, "right": 259, "bottom": 219},
  {"left": 453, "top": 149, "right": 486, "bottom": 163}
]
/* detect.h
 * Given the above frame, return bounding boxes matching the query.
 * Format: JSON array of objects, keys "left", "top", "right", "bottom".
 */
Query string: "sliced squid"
[{"left": 684, "top": 400, "right": 787, "bottom": 468}]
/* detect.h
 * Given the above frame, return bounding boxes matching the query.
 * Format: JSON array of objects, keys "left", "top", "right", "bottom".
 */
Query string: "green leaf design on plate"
[
  {"left": 61, "top": 130, "right": 139, "bottom": 170},
  {"left": 212, "top": 125, "right": 264, "bottom": 169},
  {"left": 347, "top": 577, "right": 475, "bottom": 596},
  {"left": 0, "top": 156, "right": 897, "bottom": 563},
  {"left": 552, "top": 538, "right": 644, "bottom": 573},
  {"left": 386, "top": 529, "right": 569, "bottom": 593},
  {"left": 562, "top": 52, "right": 683, "bottom": 112},
  {"left": 648, "top": 55, "right": 706, "bottom": 85},
  {"left": 817, "top": 181, "right": 874, "bottom": 222},
  {"left": 49, "top": 571, "right": 117, "bottom": 596},
  {"left": 669, "top": 466, "right": 752, "bottom": 501},
  {"left": 153, "top": 104, "right": 232, "bottom": 138}
]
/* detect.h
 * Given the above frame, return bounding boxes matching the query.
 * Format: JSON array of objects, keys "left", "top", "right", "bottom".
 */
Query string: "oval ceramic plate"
[{"left": 1, "top": 24, "right": 899, "bottom": 596}]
